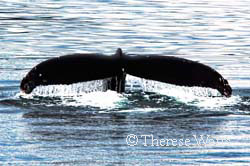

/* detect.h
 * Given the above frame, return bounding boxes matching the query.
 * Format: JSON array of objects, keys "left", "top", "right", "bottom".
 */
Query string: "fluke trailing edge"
[{"left": 20, "top": 48, "right": 232, "bottom": 97}]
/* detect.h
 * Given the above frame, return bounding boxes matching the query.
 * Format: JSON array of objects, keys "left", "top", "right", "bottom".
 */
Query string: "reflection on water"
[{"left": 0, "top": 0, "right": 250, "bottom": 165}]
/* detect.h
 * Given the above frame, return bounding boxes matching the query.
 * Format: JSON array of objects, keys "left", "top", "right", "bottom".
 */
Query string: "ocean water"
[{"left": 0, "top": 0, "right": 250, "bottom": 165}]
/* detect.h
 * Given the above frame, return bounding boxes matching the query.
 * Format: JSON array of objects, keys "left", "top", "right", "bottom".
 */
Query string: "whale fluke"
[
  {"left": 20, "top": 51, "right": 122, "bottom": 94},
  {"left": 20, "top": 48, "right": 232, "bottom": 97},
  {"left": 123, "top": 54, "right": 232, "bottom": 97}
]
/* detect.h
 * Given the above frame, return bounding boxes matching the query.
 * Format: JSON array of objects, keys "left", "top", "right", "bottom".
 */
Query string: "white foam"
[
  {"left": 155, "top": 84, "right": 241, "bottom": 109},
  {"left": 17, "top": 75, "right": 241, "bottom": 110},
  {"left": 61, "top": 90, "right": 127, "bottom": 109},
  {"left": 126, "top": 75, "right": 241, "bottom": 109},
  {"left": 18, "top": 80, "right": 127, "bottom": 109},
  {"left": 18, "top": 90, "right": 127, "bottom": 109}
]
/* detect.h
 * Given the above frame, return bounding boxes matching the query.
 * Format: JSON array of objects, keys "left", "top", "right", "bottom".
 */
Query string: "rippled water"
[{"left": 1, "top": 0, "right": 250, "bottom": 165}]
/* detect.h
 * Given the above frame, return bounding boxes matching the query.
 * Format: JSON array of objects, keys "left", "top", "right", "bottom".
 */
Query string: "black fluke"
[{"left": 20, "top": 48, "right": 232, "bottom": 97}]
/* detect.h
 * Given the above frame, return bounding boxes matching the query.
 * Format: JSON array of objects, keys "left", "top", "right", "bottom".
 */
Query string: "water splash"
[
  {"left": 60, "top": 90, "right": 127, "bottom": 109},
  {"left": 17, "top": 80, "right": 127, "bottom": 109},
  {"left": 17, "top": 75, "right": 241, "bottom": 110},
  {"left": 29, "top": 80, "right": 107, "bottom": 97},
  {"left": 126, "top": 75, "right": 241, "bottom": 109}
]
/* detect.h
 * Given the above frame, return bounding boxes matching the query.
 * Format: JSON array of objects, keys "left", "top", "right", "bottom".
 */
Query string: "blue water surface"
[{"left": 0, "top": 0, "right": 250, "bottom": 165}]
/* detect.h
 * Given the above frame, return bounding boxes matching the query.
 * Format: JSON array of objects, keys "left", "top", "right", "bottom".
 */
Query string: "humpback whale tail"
[{"left": 20, "top": 48, "right": 232, "bottom": 97}]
